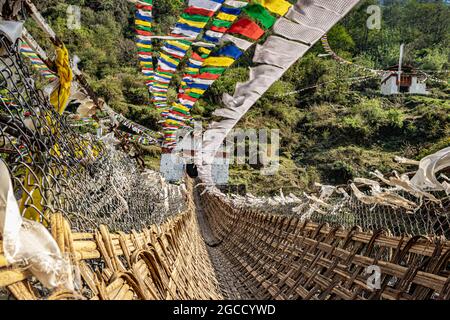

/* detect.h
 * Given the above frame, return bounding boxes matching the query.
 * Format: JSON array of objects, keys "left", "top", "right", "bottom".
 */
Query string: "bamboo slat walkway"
[
  {"left": 199, "top": 188, "right": 450, "bottom": 300},
  {"left": 1, "top": 181, "right": 450, "bottom": 300}
]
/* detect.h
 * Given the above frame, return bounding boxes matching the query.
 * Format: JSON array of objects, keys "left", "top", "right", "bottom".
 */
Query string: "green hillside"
[{"left": 29, "top": 0, "right": 449, "bottom": 195}]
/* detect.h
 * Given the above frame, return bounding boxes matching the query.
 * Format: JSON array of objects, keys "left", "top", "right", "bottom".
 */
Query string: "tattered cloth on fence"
[
  {"left": 410, "top": 146, "right": 450, "bottom": 194},
  {"left": 49, "top": 43, "right": 73, "bottom": 114},
  {"left": 0, "top": 160, "right": 74, "bottom": 290},
  {"left": 0, "top": 20, "right": 23, "bottom": 44}
]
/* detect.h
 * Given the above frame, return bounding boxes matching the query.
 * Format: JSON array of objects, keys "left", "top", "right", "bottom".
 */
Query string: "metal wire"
[
  {"left": 310, "top": 193, "right": 450, "bottom": 239},
  {"left": 1, "top": 35, "right": 185, "bottom": 233}
]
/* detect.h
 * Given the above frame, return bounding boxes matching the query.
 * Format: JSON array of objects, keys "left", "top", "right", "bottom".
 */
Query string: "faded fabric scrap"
[
  {"left": 0, "top": 160, "right": 74, "bottom": 291},
  {"left": 189, "top": 0, "right": 223, "bottom": 11},
  {"left": 411, "top": 147, "right": 450, "bottom": 193},
  {"left": 224, "top": 0, "right": 248, "bottom": 8}
]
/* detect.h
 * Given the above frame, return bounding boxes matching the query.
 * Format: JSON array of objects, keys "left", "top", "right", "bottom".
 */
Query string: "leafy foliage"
[{"left": 28, "top": 0, "right": 449, "bottom": 195}]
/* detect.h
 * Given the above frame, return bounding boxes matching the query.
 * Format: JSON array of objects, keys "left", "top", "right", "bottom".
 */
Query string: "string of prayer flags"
[
  {"left": 19, "top": 42, "right": 57, "bottom": 81},
  {"left": 134, "top": 0, "right": 155, "bottom": 94},
  {"left": 180, "top": 1, "right": 246, "bottom": 89},
  {"left": 162, "top": 43, "right": 245, "bottom": 148},
  {"left": 197, "top": 0, "right": 361, "bottom": 184},
  {"left": 321, "top": 34, "right": 385, "bottom": 75},
  {"left": 163, "top": 0, "right": 296, "bottom": 148},
  {"left": 150, "top": 0, "right": 227, "bottom": 111}
]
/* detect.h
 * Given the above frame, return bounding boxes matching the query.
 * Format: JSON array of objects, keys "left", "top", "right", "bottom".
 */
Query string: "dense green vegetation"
[{"left": 30, "top": 0, "right": 449, "bottom": 195}]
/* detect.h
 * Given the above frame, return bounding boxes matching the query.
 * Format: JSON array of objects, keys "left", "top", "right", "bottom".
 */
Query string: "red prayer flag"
[
  {"left": 210, "top": 26, "right": 228, "bottom": 33},
  {"left": 194, "top": 73, "right": 221, "bottom": 80},
  {"left": 191, "top": 52, "right": 205, "bottom": 61},
  {"left": 228, "top": 18, "right": 264, "bottom": 41},
  {"left": 136, "top": 4, "right": 153, "bottom": 11},
  {"left": 184, "top": 6, "right": 215, "bottom": 17},
  {"left": 136, "top": 29, "right": 152, "bottom": 36},
  {"left": 178, "top": 94, "right": 197, "bottom": 102}
]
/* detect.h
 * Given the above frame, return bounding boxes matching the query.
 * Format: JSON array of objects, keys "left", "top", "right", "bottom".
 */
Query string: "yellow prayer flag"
[
  {"left": 135, "top": 19, "right": 152, "bottom": 27},
  {"left": 167, "top": 40, "right": 191, "bottom": 51},
  {"left": 179, "top": 18, "right": 208, "bottom": 28},
  {"left": 203, "top": 56, "right": 235, "bottom": 67},
  {"left": 190, "top": 88, "right": 206, "bottom": 95},
  {"left": 198, "top": 47, "right": 212, "bottom": 55},
  {"left": 173, "top": 103, "right": 190, "bottom": 113},
  {"left": 50, "top": 44, "right": 73, "bottom": 114},
  {"left": 136, "top": 42, "right": 152, "bottom": 49},
  {"left": 160, "top": 53, "right": 179, "bottom": 66},
  {"left": 216, "top": 12, "right": 238, "bottom": 22},
  {"left": 256, "top": 0, "right": 291, "bottom": 16}
]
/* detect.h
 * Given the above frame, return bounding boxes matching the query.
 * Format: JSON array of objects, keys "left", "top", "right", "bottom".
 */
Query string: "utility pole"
[{"left": 398, "top": 43, "right": 404, "bottom": 85}]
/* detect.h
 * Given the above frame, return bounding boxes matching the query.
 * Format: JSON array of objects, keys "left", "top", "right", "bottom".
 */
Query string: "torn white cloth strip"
[
  {"left": 219, "top": 34, "right": 253, "bottom": 51},
  {"left": 253, "top": 36, "right": 310, "bottom": 69},
  {"left": 224, "top": 0, "right": 248, "bottom": 8},
  {"left": 137, "top": 10, "right": 153, "bottom": 17},
  {"left": 0, "top": 160, "right": 74, "bottom": 290},
  {"left": 189, "top": 59, "right": 204, "bottom": 66},
  {"left": 411, "top": 146, "right": 450, "bottom": 193},
  {"left": 180, "top": 98, "right": 196, "bottom": 106},
  {"left": 0, "top": 21, "right": 24, "bottom": 44},
  {"left": 189, "top": 0, "right": 223, "bottom": 11},
  {"left": 193, "top": 78, "right": 215, "bottom": 85},
  {"left": 273, "top": 17, "right": 324, "bottom": 45}
]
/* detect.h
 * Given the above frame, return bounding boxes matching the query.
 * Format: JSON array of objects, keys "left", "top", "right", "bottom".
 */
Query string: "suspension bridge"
[{"left": 0, "top": 0, "right": 449, "bottom": 300}]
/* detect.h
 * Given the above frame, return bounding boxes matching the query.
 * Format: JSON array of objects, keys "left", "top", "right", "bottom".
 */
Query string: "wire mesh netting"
[
  {"left": 228, "top": 187, "right": 450, "bottom": 239},
  {"left": 310, "top": 194, "right": 450, "bottom": 239},
  {"left": 0, "top": 35, "right": 186, "bottom": 233}
]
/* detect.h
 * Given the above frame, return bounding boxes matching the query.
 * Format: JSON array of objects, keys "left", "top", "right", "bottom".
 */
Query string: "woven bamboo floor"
[
  {"left": 1, "top": 181, "right": 450, "bottom": 299},
  {"left": 198, "top": 188, "right": 450, "bottom": 300}
]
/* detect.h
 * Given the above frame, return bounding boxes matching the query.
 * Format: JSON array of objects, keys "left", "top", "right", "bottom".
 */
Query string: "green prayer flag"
[
  {"left": 136, "top": 25, "right": 152, "bottom": 32},
  {"left": 189, "top": 92, "right": 202, "bottom": 99},
  {"left": 243, "top": 4, "right": 276, "bottom": 29},
  {"left": 200, "top": 67, "right": 226, "bottom": 74},
  {"left": 212, "top": 19, "right": 233, "bottom": 28},
  {"left": 181, "top": 13, "right": 211, "bottom": 23}
]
